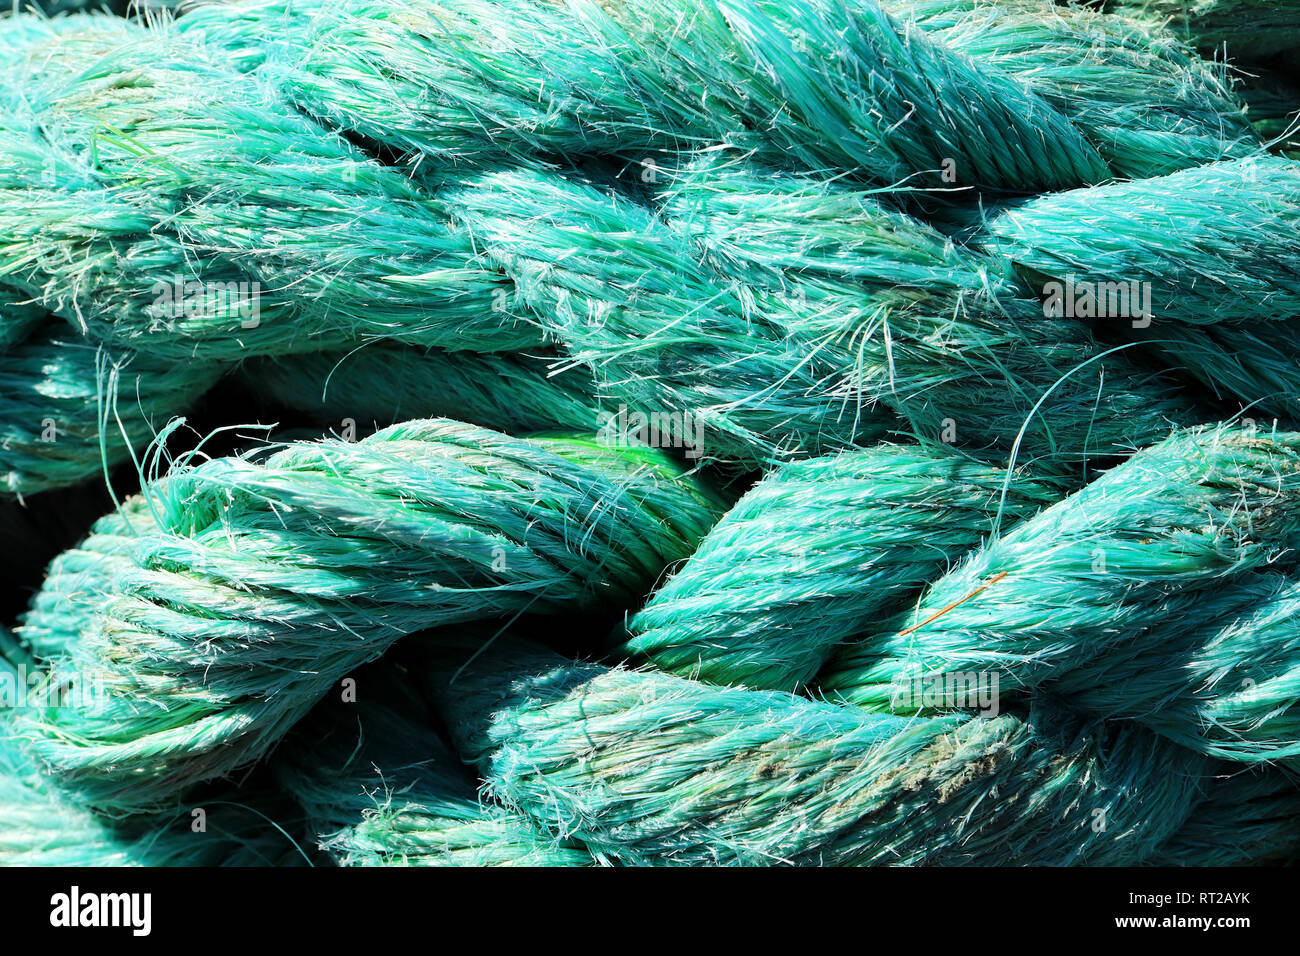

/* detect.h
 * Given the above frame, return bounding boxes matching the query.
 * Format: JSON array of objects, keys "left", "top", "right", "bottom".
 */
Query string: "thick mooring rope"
[{"left": 3, "top": 0, "right": 1300, "bottom": 866}]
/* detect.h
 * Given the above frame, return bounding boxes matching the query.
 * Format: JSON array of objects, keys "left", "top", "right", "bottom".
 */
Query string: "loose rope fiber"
[{"left": 2, "top": 0, "right": 1300, "bottom": 866}]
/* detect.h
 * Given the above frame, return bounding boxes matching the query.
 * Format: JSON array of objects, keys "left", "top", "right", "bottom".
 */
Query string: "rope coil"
[{"left": 2, "top": 0, "right": 1300, "bottom": 866}]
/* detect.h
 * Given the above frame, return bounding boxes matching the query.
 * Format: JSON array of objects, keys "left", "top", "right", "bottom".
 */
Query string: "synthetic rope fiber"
[{"left": 0, "top": 0, "right": 1299, "bottom": 865}]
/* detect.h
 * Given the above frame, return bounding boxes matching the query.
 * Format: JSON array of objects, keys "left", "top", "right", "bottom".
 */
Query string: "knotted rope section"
[{"left": 2, "top": 0, "right": 1300, "bottom": 866}]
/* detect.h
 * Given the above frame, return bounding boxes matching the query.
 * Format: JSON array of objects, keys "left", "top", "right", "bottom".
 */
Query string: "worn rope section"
[{"left": 4, "top": 0, "right": 1300, "bottom": 866}]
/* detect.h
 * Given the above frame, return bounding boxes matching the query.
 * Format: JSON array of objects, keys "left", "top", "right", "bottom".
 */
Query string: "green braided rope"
[
  {"left": 0, "top": 3, "right": 1288, "bottom": 495},
  {"left": 1099, "top": 0, "right": 1300, "bottom": 59},
  {"left": 982, "top": 156, "right": 1300, "bottom": 328},
  {"left": 0, "top": 329, "right": 221, "bottom": 498},
  {"left": 430, "top": 638, "right": 1208, "bottom": 866},
  {"left": 14, "top": 420, "right": 721, "bottom": 811},
  {"left": 820, "top": 425, "right": 1300, "bottom": 728},
  {"left": 1148, "top": 766, "right": 1300, "bottom": 866},
  {"left": 898, "top": 0, "right": 1257, "bottom": 179},
  {"left": 1, "top": 18, "right": 537, "bottom": 359},
  {"left": 619, "top": 443, "right": 1058, "bottom": 690},
  {"left": 1, "top": 657, "right": 302, "bottom": 866},
  {"left": 278, "top": 682, "right": 593, "bottom": 866},
  {"left": 1047, "top": 571, "right": 1300, "bottom": 763},
  {"left": 240, "top": 347, "right": 602, "bottom": 439},
  {"left": 451, "top": 160, "right": 1203, "bottom": 468},
  {"left": 3, "top": 0, "right": 1300, "bottom": 866}
]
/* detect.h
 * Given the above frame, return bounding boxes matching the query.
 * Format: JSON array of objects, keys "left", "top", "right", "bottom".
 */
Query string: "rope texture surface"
[{"left": 2, "top": 0, "right": 1300, "bottom": 866}]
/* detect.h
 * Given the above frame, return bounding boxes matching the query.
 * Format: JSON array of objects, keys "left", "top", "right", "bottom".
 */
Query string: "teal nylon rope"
[{"left": 3, "top": 0, "right": 1300, "bottom": 866}]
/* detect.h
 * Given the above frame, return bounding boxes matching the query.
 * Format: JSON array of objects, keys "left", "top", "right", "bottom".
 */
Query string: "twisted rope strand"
[{"left": 15, "top": 420, "right": 722, "bottom": 811}]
